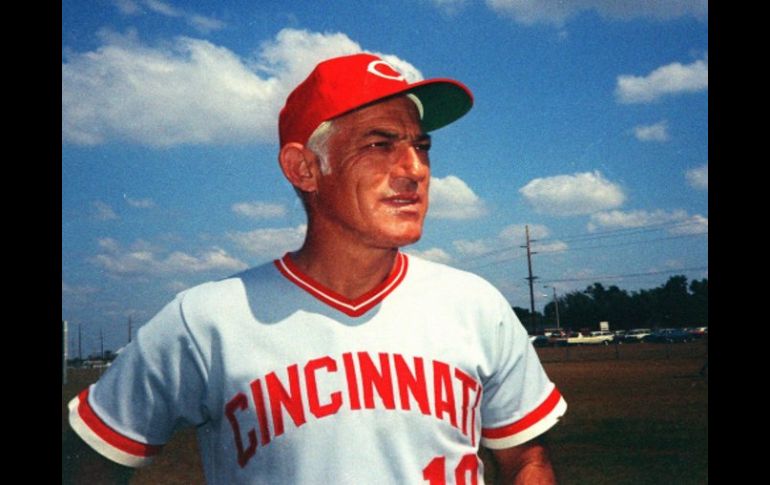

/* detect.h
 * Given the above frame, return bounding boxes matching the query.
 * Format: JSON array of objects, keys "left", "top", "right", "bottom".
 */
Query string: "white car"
[
  {"left": 621, "top": 328, "right": 652, "bottom": 343},
  {"left": 567, "top": 331, "right": 615, "bottom": 345}
]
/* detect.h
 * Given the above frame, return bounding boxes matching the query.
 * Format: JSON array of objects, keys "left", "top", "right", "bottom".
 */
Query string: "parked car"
[
  {"left": 644, "top": 328, "right": 694, "bottom": 343},
  {"left": 529, "top": 335, "right": 550, "bottom": 347},
  {"left": 619, "top": 328, "right": 652, "bottom": 343},
  {"left": 567, "top": 331, "right": 614, "bottom": 345},
  {"left": 685, "top": 326, "right": 708, "bottom": 338},
  {"left": 548, "top": 330, "right": 571, "bottom": 347}
]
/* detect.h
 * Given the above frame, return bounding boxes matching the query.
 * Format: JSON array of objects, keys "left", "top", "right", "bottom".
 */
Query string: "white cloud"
[
  {"left": 429, "top": 0, "right": 470, "bottom": 15},
  {"left": 485, "top": 0, "right": 707, "bottom": 26},
  {"left": 91, "top": 239, "right": 248, "bottom": 276},
  {"left": 92, "top": 201, "right": 118, "bottom": 221},
  {"left": 588, "top": 209, "right": 708, "bottom": 235},
  {"left": 114, "top": 0, "right": 141, "bottom": 15},
  {"left": 453, "top": 239, "right": 495, "bottom": 257},
  {"left": 685, "top": 164, "right": 708, "bottom": 190},
  {"left": 231, "top": 201, "right": 287, "bottom": 219},
  {"left": 454, "top": 223, "right": 567, "bottom": 258},
  {"left": 114, "top": 1, "right": 225, "bottom": 33},
  {"left": 519, "top": 171, "right": 625, "bottom": 216},
  {"left": 125, "top": 196, "right": 156, "bottom": 208},
  {"left": 405, "top": 247, "right": 454, "bottom": 264},
  {"left": 63, "top": 28, "right": 423, "bottom": 147},
  {"left": 429, "top": 175, "right": 487, "bottom": 220},
  {"left": 615, "top": 54, "right": 708, "bottom": 104},
  {"left": 633, "top": 121, "right": 670, "bottom": 142},
  {"left": 143, "top": 0, "right": 180, "bottom": 16},
  {"left": 228, "top": 225, "right": 307, "bottom": 258}
]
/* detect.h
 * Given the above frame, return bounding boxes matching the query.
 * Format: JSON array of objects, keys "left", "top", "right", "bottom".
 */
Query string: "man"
[{"left": 63, "top": 53, "right": 567, "bottom": 484}]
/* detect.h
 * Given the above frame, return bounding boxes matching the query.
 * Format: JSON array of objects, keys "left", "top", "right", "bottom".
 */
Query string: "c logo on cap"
[{"left": 367, "top": 60, "right": 405, "bottom": 81}]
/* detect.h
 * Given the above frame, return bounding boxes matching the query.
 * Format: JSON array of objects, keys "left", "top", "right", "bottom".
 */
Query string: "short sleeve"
[
  {"left": 67, "top": 293, "right": 209, "bottom": 467},
  {"left": 479, "top": 303, "right": 567, "bottom": 449}
]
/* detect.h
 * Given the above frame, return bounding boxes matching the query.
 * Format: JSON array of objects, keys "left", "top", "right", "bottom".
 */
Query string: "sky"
[{"left": 62, "top": 0, "right": 708, "bottom": 357}]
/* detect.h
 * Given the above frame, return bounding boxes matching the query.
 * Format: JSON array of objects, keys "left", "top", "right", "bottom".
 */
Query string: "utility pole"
[
  {"left": 128, "top": 315, "right": 132, "bottom": 344},
  {"left": 522, "top": 225, "right": 539, "bottom": 334},
  {"left": 62, "top": 320, "right": 68, "bottom": 385},
  {"left": 78, "top": 323, "right": 82, "bottom": 360},
  {"left": 100, "top": 328, "right": 104, "bottom": 360},
  {"left": 546, "top": 285, "right": 561, "bottom": 330}
]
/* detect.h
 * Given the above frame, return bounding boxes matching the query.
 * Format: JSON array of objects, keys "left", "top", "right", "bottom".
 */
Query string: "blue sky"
[{"left": 62, "top": 0, "right": 708, "bottom": 356}]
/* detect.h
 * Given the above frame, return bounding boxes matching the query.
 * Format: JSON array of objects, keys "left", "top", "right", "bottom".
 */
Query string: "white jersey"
[{"left": 69, "top": 254, "right": 566, "bottom": 484}]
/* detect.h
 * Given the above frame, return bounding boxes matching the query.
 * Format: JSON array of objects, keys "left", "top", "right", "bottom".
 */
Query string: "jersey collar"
[{"left": 274, "top": 252, "right": 408, "bottom": 318}]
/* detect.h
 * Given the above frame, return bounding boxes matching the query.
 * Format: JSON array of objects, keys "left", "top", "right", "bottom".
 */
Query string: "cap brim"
[{"left": 406, "top": 79, "right": 474, "bottom": 132}]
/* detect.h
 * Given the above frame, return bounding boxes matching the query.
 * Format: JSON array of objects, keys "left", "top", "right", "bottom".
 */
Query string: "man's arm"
[
  {"left": 489, "top": 438, "right": 557, "bottom": 485},
  {"left": 62, "top": 428, "right": 135, "bottom": 485}
]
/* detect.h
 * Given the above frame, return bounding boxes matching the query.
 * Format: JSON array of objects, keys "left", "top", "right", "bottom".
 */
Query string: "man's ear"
[{"left": 278, "top": 143, "right": 319, "bottom": 193}]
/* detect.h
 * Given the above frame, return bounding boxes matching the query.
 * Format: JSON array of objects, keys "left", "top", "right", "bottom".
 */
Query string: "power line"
[
  {"left": 539, "top": 266, "right": 708, "bottom": 284},
  {"left": 457, "top": 220, "right": 706, "bottom": 267},
  {"left": 462, "top": 230, "right": 706, "bottom": 270}
]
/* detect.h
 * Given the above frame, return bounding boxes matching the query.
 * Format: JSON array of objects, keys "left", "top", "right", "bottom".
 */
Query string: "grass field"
[{"left": 62, "top": 339, "right": 708, "bottom": 484}]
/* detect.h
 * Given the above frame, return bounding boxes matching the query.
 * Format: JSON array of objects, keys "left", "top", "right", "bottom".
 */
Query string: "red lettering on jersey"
[
  {"left": 342, "top": 352, "right": 361, "bottom": 410},
  {"left": 453, "top": 367, "right": 479, "bottom": 437},
  {"left": 358, "top": 352, "right": 396, "bottom": 409},
  {"left": 249, "top": 378, "right": 271, "bottom": 446},
  {"left": 305, "top": 356, "right": 343, "bottom": 418},
  {"left": 393, "top": 354, "right": 431, "bottom": 415},
  {"left": 225, "top": 392, "right": 256, "bottom": 468},
  {"left": 265, "top": 364, "right": 307, "bottom": 437},
  {"left": 470, "top": 385, "right": 482, "bottom": 447},
  {"left": 433, "top": 361, "right": 458, "bottom": 428}
]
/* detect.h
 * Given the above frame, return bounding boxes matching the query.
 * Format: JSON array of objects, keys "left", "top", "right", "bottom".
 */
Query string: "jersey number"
[{"left": 422, "top": 454, "right": 479, "bottom": 485}]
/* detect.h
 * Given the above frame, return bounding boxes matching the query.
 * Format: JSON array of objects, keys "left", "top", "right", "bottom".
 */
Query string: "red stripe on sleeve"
[
  {"left": 77, "top": 388, "right": 163, "bottom": 457},
  {"left": 482, "top": 387, "right": 562, "bottom": 440}
]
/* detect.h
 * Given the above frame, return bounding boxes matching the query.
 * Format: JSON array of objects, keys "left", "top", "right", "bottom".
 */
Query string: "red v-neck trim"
[{"left": 274, "top": 252, "right": 408, "bottom": 317}]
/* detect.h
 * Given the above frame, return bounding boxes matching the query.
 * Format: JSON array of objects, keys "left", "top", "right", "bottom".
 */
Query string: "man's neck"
[{"left": 290, "top": 237, "right": 399, "bottom": 300}]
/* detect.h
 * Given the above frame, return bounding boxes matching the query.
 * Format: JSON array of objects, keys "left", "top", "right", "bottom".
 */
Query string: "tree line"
[{"left": 514, "top": 275, "right": 708, "bottom": 334}]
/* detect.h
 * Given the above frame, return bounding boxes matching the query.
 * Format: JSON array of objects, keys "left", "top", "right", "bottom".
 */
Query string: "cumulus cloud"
[
  {"left": 615, "top": 54, "right": 708, "bottom": 104},
  {"left": 454, "top": 223, "right": 567, "bottom": 258},
  {"left": 231, "top": 201, "right": 287, "bottom": 219},
  {"left": 633, "top": 121, "right": 670, "bottom": 142},
  {"left": 429, "top": 0, "right": 470, "bottom": 15},
  {"left": 63, "top": 28, "right": 423, "bottom": 147},
  {"left": 228, "top": 225, "right": 307, "bottom": 258},
  {"left": 92, "top": 201, "right": 119, "bottom": 221},
  {"left": 125, "top": 196, "right": 156, "bottom": 208},
  {"left": 485, "top": 0, "right": 707, "bottom": 26},
  {"left": 429, "top": 175, "right": 487, "bottom": 220},
  {"left": 519, "top": 171, "right": 625, "bottom": 216},
  {"left": 91, "top": 238, "right": 247, "bottom": 276},
  {"left": 114, "top": 0, "right": 225, "bottom": 33},
  {"left": 685, "top": 164, "right": 708, "bottom": 190},
  {"left": 588, "top": 209, "right": 708, "bottom": 235},
  {"left": 405, "top": 247, "right": 453, "bottom": 264}
]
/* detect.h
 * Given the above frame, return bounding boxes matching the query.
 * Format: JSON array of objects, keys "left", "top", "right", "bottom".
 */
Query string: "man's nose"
[{"left": 395, "top": 144, "right": 429, "bottom": 181}]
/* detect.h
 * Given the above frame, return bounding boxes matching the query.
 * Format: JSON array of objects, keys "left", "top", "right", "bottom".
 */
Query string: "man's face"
[{"left": 310, "top": 95, "right": 431, "bottom": 250}]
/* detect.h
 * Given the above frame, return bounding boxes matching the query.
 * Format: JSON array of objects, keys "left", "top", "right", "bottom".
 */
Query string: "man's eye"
[
  {"left": 367, "top": 141, "right": 392, "bottom": 149},
  {"left": 415, "top": 143, "right": 431, "bottom": 152}
]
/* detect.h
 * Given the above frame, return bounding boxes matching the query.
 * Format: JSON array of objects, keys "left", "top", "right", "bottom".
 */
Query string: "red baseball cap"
[{"left": 278, "top": 53, "right": 473, "bottom": 147}]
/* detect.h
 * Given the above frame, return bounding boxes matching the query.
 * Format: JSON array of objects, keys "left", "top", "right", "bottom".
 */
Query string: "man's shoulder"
[
  {"left": 175, "top": 259, "right": 280, "bottom": 313},
  {"left": 405, "top": 253, "right": 503, "bottom": 297}
]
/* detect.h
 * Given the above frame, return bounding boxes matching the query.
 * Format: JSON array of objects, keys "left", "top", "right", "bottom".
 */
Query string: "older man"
[{"left": 64, "top": 53, "right": 566, "bottom": 484}]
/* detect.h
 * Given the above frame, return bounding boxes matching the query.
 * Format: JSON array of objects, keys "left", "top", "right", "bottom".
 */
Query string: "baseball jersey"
[{"left": 68, "top": 253, "right": 567, "bottom": 484}]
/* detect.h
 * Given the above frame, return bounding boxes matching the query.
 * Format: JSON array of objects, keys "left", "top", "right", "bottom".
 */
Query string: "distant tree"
[
  {"left": 546, "top": 276, "right": 708, "bottom": 331},
  {"left": 512, "top": 306, "right": 543, "bottom": 334}
]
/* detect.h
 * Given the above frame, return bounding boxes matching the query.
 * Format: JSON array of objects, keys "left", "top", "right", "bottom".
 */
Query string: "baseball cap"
[{"left": 278, "top": 53, "right": 473, "bottom": 147}]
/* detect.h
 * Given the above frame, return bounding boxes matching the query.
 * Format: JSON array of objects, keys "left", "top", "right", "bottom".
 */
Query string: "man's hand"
[{"left": 489, "top": 438, "right": 557, "bottom": 485}]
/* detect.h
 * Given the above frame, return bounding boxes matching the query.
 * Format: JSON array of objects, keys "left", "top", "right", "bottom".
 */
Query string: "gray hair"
[{"left": 306, "top": 120, "right": 336, "bottom": 175}]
